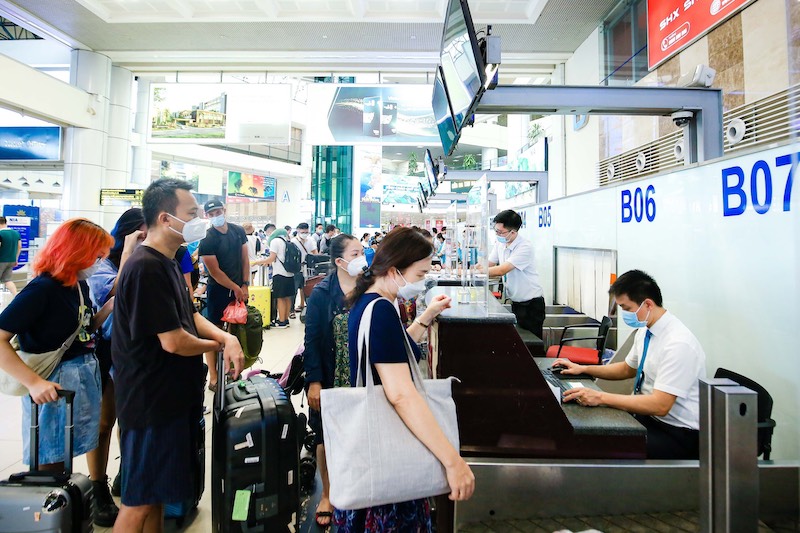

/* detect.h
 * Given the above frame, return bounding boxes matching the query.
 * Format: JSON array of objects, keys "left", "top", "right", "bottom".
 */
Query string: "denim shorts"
[{"left": 21, "top": 353, "right": 101, "bottom": 465}]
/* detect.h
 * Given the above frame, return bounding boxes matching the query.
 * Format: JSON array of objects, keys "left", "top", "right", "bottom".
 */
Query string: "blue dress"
[{"left": 334, "top": 293, "right": 431, "bottom": 533}]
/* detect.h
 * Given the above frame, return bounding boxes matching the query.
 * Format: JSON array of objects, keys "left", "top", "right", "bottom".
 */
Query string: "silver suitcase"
[{"left": 0, "top": 390, "right": 94, "bottom": 532}]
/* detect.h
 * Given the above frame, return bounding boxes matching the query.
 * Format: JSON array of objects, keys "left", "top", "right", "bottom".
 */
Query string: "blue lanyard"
[{"left": 634, "top": 330, "right": 653, "bottom": 394}]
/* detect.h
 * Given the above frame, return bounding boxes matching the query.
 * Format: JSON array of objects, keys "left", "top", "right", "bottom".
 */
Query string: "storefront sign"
[{"left": 647, "top": 0, "right": 755, "bottom": 69}]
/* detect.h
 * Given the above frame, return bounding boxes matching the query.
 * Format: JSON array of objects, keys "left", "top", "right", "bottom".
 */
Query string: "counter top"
[
  {"left": 426, "top": 286, "right": 516, "bottom": 324},
  {"left": 535, "top": 359, "right": 646, "bottom": 437}
]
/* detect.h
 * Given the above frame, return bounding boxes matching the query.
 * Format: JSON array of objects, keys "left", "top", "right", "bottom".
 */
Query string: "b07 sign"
[{"left": 647, "top": 0, "right": 755, "bottom": 70}]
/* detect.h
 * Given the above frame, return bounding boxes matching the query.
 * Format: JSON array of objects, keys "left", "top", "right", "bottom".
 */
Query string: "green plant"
[
  {"left": 528, "top": 123, "right": 544, "bottom": 144},
  {"left": 407, "top": 152, "right": 419, "bottom": 176},
  {"left": 462, "top": 153, "right": 477, "bottom": 170}
]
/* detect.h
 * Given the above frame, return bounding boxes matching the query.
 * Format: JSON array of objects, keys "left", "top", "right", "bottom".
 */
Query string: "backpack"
[
  {"left": 228, "top": 305, "right": 264, "bottom": 369},
  {"left": 279, "top": 237, "right": 303, "bottom": 274}
]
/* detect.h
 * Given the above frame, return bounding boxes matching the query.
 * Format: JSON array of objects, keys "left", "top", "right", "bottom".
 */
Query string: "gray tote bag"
[{"left": 320, "top": 297, "right": 460, "bottom": 510}]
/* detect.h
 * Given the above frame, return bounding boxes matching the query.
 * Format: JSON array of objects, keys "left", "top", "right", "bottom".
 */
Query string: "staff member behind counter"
[
  {"left": 482, "top": 209, "right": 545, "bottom": 338},
  {"left": 556, "top": 270, "right": 707, "bottom": 460}
]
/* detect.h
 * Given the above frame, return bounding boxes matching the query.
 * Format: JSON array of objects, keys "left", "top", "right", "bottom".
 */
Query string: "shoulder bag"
[
  {"left": 0, "top": 286, "right": 84, "bottom": 396},
  {"left": 320, "top": 297, "right": 460, "bottom": 510}
]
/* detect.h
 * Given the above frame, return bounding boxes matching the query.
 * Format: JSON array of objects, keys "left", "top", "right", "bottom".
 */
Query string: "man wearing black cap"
[{"left": 198, "top": 199, "right": 249, "bottom": 391}]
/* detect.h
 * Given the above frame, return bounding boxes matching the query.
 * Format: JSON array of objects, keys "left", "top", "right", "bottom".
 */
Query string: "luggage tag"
[
  {"left": 234, "top": 432, "right": 254, "bottom": 451},
  {"left": 232, "top": 489, "right": 251, "bottom": 521}
]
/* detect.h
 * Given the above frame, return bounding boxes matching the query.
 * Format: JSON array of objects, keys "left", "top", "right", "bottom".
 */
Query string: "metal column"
[{"left": 700, "top": 378, "right": 759, "bottom": 532}]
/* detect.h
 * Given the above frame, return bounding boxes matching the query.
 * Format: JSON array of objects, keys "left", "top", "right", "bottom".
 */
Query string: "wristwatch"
[{"left": 242, "top": 281, "right": 250, "bottom": 286}]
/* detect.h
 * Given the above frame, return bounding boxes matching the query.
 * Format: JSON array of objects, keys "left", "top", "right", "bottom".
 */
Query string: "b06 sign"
[
  {"left": 621, "top": 185, "right": 656, "bottom": 223},
  {"left": 722, "top": 152, "right": 796, "bottom": 216}
]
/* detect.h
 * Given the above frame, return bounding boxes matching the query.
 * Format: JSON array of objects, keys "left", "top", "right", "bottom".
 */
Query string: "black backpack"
[{"left": 279, "top": 237, "right": 303, "bottom": 274}]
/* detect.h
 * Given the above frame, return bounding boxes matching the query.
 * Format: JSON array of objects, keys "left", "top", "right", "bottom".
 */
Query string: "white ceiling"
[{"left": 0, "top": 0, "right": 617, "bottom": 75}]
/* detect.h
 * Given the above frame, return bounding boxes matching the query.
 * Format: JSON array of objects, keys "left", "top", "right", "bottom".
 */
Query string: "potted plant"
[
  {"left": 462, "top": 153, "right": 477, "bottom": 170},
  {"left": 407, "top": 152, "right": 419, "bottom": 176}
]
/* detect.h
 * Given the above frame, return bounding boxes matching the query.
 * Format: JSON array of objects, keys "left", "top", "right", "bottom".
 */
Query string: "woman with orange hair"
[{"left": 0, "top": 218, "right": 114, "bottom": 474}]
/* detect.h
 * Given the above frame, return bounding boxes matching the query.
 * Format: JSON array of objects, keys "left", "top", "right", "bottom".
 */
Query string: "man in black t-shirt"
[
  {"left": 112, "top": 179, "right": 244, "bottom": 532},
  {"left": 197, "top": 199, "right": 249, "bottom": 391}
]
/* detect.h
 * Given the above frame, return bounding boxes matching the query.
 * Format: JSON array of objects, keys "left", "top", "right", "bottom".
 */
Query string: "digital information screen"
[
  {"left": 439, "top": 0, "right": 483, "bottom": 130},
  {"left": 432, "top": 67, "right": 459, "bottom": 156}
]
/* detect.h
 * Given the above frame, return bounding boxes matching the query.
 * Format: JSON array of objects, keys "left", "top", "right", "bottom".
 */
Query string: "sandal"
[
  {"left": 315, "top": 511, "right": 333, "bottom": 528},
  {"left": 295, "top": 306, "right": 303, "bottom": 312},
  {"left": 289, "top": 312, "right": 297, "bottom": 319},
  {"left": 208, "top": 382, "right": 218, "bottom": 393}
]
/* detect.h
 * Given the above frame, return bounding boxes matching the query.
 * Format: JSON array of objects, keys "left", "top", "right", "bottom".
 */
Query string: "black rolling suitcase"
[
  {"left": 211, "top": 354, "right": 299, "bottom": 532},
  {"left": 0, "top": 390, "right": 94, "bottom": 532}
]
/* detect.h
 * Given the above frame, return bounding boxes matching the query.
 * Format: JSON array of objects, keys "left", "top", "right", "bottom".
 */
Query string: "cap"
[{"left": 204, "top": 199, "right": 224, "bottom": 213}]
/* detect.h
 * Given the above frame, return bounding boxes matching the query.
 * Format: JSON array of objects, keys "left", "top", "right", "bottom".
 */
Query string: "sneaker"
[
  {"left": 92, "top": 476, "right": 120, "bottom": 527},
  {"left": 111, "top": 472, "right": 121, "bottom": 497},
  {"left": 274, "top": 320, "right": 290, "bottom": 329}
]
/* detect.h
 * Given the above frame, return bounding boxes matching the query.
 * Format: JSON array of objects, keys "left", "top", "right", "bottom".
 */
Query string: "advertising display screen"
[
  {"left": 307, "top": 84, "right": 439, "bottom": 145},
  {"left": 439, "top": 0, "right": 485, "bottom": 130},
  {"left": 227, "top": 171, "right": 276, "bottom": 201},
  {"left": 148, "top": 83, "right": 291, "bottom": 144},
  {"left": 432, "top": 67, "right": 460, "bottom": 156},
  {"left": 0, "top": 127, "right": 61, "bottom": 161},
  {"left": 647, "top": 0, "right": 755, "bottom": 69}
]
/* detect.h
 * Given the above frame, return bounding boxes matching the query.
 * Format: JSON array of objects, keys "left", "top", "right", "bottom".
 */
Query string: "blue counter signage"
[
  {"left": 2, "top": 205, "right": 39, "bottom": 271},
  {"left": 722, "top": 152, "right": 796, "bottom": 216},
  {"left": 538, "top": 205, "right": 552, "bottom": 227},
  {"left": 0, "top": 127, "right": 61, "bottom": 161},
  {"left": 621, "top": 185, "right": 656, "bottom": 223}
]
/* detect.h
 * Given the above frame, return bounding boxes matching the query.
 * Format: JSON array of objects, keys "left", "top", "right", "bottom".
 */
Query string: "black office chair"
[{"left": 714, "top": 367, "right": 776, "bottom": 460}]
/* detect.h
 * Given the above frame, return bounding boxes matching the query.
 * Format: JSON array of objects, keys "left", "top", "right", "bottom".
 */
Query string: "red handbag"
[{"left": 221, "top": 301, "right": 247, "bottom": 324}]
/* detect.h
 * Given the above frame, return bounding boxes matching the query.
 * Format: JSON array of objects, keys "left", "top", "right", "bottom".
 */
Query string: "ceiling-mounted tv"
[
  {"left": 423, "top": 149, "right": 438, "bottom": 192},
  {"left": 439, "top": 0, "right": 485, "bottom": 131},
  {"left": 432, "top": 66, "right": 459, "bottom": 157}
]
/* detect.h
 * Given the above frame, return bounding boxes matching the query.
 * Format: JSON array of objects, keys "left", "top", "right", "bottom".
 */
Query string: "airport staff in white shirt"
[
  {"left": 556, "top": 269, "right": 707, "bottom": 460},
  {"left": 485, "top": 209, "right": 545, "bottom": 338}
]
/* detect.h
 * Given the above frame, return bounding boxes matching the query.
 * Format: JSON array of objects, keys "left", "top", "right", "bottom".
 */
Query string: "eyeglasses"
[{"left": 494, "top": 228, "right": 513, "bottom": 237}]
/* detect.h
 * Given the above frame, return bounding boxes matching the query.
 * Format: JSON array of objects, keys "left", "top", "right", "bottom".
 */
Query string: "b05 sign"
[{"left": 722, "top": 152, "right": 796, "bottom": 216}]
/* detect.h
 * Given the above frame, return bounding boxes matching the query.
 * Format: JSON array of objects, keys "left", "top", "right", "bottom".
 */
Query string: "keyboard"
[{"left": 542, "top": 368, "right": 593, "bottom": 396}]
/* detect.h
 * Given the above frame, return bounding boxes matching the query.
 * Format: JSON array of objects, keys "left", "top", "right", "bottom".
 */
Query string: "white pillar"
[
  {"left": 103, "top": 65, "right": 134, "bottom": 229},
  {"left": 549, "top": 63, "right": 567, "bottom": 200},
  {"left": 62, "top": 50, "right": 111, "bottom": 223},
  {"left": 481, "top": 147, "right": 498, "bottom": 170},
  {"left": 131, "top": 77, "right": 154, "bottom": 187}
]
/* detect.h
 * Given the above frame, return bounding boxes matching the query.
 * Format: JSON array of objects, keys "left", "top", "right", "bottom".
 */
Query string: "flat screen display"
[
  {"left": 424, "top": 149, "right": 438, "bottom": 193},
  {"left": 439, "top": 0, "right": 484, "bottom": 130},
  {"left": 432, "top": 67, "right": 459, "bottom": 156}
]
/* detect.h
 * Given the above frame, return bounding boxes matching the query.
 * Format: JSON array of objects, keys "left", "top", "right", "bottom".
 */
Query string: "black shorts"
[
  {"left": 294, "top": 271, "right": 305, "bottom": 292},
  {"left": 272, "top": 274, "right": 296, "bottom": 298},
  {"left": 119, "top": 410, "right": 201, "bottom": 506},
  {"left": 94, "top": 336, "right": 113, "bottom": 392},
  {"left": 206, "top": 283, "right": 236, "bottom": 325}
]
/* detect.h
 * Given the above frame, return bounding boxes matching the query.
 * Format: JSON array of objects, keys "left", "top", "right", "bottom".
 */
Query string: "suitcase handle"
[{"left": 29, "top": 390, "right": 76, "bottom": 474}]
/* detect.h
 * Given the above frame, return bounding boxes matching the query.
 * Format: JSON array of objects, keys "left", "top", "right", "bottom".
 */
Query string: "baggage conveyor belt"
[{"left": 458, "top": 512, "right": 797, "bottom": 532}]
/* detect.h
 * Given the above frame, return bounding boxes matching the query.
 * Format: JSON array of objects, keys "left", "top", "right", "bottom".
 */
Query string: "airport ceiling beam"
[{"left": 477, "top": 85, "right": 724, "bottom": 164}]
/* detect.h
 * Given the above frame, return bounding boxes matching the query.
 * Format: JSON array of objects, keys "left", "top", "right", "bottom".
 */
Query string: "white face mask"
[
  {"left": 168, "top": 213, "right": 207, "bottom": 243},
  {"left": 77, "top": 259, "right": 102, "bottom": 280},
  {"left": 210, "top": 214, "right": 226, "bottom": 228},
  {"left": 341, "top": 254, "right": 368, "bottom": 277},
  {"left": 394, "top": 269, "right": 426, "bottom": 299}
]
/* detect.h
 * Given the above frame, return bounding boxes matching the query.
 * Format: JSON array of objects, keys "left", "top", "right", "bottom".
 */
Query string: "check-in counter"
[
  {"left": 426, "top": 285, "right": 645, "bottom": 460},
  {"left": 426, "top": 286, "right": 645, "bottom": 531}
]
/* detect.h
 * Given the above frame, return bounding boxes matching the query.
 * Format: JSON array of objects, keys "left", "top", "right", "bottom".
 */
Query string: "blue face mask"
[
  {"left": 621, "top": 302, "right": 649, "bottom": 328},
  {"left": 496, "top": 236, "right": 507, "bottom": 244},
  {"left": 210, "top": 214, "right": 225, "bottom": 228}
]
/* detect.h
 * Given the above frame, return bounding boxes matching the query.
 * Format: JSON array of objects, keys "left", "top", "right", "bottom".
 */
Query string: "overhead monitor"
[
  {"left": 432, "top": 66, "right": 460, "bottom": 156},
  {"left": 439, "top": 0, "right": 485, "bottom": 131},
  {"left": 423, "top": 149, "right": 439, "bottom": 193}
]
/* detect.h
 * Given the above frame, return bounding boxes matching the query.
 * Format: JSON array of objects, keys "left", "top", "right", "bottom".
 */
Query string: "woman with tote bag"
[{"left": 331, "top": 227, "right": 474, "bottom": 532}]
